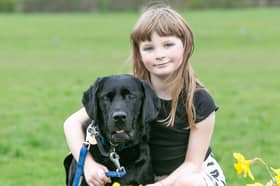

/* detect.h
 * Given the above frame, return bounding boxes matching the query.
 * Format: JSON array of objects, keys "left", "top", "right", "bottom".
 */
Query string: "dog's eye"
[
  {"left": 101, "top": 95, "right": 112, "bottom": 101},
  {"left": 101, "top": 92, "right": 114, "bottom": 102},
  {"left": 101, "top": 95, "right": 111, "bottom": 102},
  {"left": 126, "top": 94, "right": 136, "bottom": 99}
]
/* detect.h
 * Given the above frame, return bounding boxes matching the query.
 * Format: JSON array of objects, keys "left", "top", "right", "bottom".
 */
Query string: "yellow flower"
[
  {"left": 112, "top": 182, "right": 121, "bottom": 186},
  {"left": 271, "top": 167, "right": 280, "bottom": 186},
  {"left": 276, "top": 176, "right": 280, "bottom": 186},
  {"left": 233, "top": 152, "right": 255, "bottom": 180},
  {"left": 112, "top": 183, "right": 143, "bottom": 186},
  {"left": 246, "top": 183, "right": 264, "bottom": 186}
]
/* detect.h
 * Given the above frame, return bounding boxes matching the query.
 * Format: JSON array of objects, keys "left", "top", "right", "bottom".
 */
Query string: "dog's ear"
[
  {"left": 141, "top": 80, "right": 161, "bottom": 123},
  {"left": 82, "top": 78, "right": 103, "bottom": 120}
]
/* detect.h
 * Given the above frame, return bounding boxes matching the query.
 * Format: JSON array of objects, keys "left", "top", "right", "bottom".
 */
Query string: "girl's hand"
[
  {"left": 146, "top": 182, "right": 164, "bottom": 186},
  {"left": 83, "top": 155, "right": 111, "bottom": 186}
]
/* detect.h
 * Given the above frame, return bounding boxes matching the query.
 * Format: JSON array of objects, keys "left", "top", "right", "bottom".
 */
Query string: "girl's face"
[{"left": 139, "top": 32, "right": 184, "bottom": 79}]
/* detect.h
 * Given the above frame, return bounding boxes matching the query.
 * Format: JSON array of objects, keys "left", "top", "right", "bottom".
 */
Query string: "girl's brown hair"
[{"left": 130, "top": 5, "right": 202, "bottom": 128}]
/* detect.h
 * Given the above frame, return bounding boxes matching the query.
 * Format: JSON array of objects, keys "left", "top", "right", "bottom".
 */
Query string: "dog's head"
[{"left": 82, "top": 74, "right": 160, "bottom": 147}]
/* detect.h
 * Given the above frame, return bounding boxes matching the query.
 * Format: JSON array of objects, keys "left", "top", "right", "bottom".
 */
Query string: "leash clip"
[
  {"left": 82, "top": 141, "right": 91, "bottom": 150},
  {"left": 109, "top": 152, "right": 126, "bottom": 173},
  {"left": 86, "top": 121, "right": 98, "bottom": 145}
]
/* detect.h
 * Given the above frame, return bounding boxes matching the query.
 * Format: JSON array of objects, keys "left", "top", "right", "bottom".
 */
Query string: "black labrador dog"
[{"left": 64, "top": 74, "right": 160, "bottom": 186}]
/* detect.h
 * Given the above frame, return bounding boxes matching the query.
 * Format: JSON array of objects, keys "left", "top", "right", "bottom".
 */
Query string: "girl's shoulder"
[
  {"left": 193, "top": 88, "right": 218, "bottom": 123},
  {"left": 194, "top": 87, "right": 213, "bottom": 101},
  {"left": 180, "top": 86, "right": 214, "bottom": 103}
]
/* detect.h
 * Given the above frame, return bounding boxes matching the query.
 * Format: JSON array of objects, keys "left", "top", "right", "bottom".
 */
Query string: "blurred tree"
[
  {"left": 186, "top": 0, "right": 280, "bottom": 8},
  {"left": 17, "top": 0, "right": 187, "bottom": 12},
  {"left": 0, "top": 0, "right": 16, "bottom": 12},
  {"left": 18, "top": 0, "right": 96, "bottom": 12},
  {"left": 10, "top": 0, "right": 280, "bottom": 13}
]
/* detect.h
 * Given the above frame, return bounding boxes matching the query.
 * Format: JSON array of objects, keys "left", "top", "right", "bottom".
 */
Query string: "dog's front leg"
[{"left": 133, "top": 144, "right": 154, "bottom": 184}]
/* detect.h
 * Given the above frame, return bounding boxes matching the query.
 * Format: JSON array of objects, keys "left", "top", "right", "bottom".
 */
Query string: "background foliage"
[
  {"left": 0, "top": 8, "right": 279, "bottom": 185},
  {"left": 1, "top": 0, "right": 280, "bottom": 12}
]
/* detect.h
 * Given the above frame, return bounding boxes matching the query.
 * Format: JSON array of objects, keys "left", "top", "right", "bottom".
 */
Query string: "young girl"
[{"left": 64, "top": 5, "right": 226, "bottom": 186}]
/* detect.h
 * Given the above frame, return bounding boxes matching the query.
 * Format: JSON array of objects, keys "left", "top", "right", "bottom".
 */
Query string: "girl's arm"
[
  {"left": 184, "top": 111, "right": 216, "bottom": 172},
  {"left": 64, "top": 107, "right": 89, "bottom": 161},
  {"left": 149, "top": 112, "right": 216, "bottom": 186},
  {"left": 64, "top": 108, "right": 111, "bottom": 186}
]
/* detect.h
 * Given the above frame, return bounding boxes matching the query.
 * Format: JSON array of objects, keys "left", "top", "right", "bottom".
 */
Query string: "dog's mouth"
[
  {"left": 111, "top": 130, "right": 130, "bottom": 144},
  {"left": 115, "top": 130, "right": 125, "bottom": 134}
]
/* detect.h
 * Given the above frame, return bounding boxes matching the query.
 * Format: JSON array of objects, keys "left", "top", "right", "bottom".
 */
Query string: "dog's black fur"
[{"left": 64, "top": 74, "right": 160, "bottom": 186}]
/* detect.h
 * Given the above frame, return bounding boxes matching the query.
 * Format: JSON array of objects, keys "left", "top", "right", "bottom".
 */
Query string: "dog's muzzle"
[{"left": 111, "top": 130, "right": 130, "bottom": 144}]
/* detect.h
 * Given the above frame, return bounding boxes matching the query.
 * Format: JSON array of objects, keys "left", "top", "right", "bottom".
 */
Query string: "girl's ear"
[
  {"left": 141, "top": 80, "right": 161, "bottom": 123},
  {"left": 82, "top": 78, "right": 103, "bottom": 120}
]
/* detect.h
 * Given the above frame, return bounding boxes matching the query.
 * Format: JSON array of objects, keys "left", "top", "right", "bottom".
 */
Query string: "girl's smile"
[{"left": 153, "top": 60, "right": 171, "bottom": 68}]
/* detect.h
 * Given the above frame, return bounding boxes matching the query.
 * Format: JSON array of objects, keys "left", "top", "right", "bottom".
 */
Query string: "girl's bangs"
[{"left": 132, "top": 13, "right": 183, "bottom": 43}]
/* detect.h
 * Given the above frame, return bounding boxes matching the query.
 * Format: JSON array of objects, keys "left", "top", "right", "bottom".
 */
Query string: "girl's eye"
[
  {"left": 142, "top": 46, "right": 154, "bottom": 51},
  {"left": 164, "top": 43, "right": 174, "bottom": 48}
]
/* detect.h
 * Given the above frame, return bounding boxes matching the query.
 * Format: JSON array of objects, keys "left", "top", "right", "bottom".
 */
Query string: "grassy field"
[{"left": 0, "top": 8, "right": 279, "bottom": 185}]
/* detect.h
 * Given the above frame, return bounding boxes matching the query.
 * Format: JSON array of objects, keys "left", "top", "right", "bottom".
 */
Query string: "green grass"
[{"left": 0, "top": 8, "right": 279, "bottom": 185}]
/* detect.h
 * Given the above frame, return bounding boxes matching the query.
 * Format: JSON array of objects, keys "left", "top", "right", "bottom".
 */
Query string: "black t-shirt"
[{"left": 149, "top": 88, "right": 218, "bottom": 176}]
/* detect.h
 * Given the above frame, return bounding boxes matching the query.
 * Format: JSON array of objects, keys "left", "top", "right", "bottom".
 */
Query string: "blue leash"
[
  {"left": 105, "top": 170, "right": 126, "bottom": 178},
  {"left": 72, "top": 145, "right": 88, "bottom": 186},
  {"left": 72, "top": 121, "right": 126, "bottom": 186},
  {"left": 72, "top": 144, "right": 126, "bottom": 186}
]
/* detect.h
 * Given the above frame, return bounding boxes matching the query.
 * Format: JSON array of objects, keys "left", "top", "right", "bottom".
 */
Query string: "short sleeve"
[{"left": 194, "top": 89, "right": 218, "bottom": 123}]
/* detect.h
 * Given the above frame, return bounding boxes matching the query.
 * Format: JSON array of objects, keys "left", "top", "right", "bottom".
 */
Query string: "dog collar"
[{"left": 87, "top": 121, "right": 110, "bottom": 157}]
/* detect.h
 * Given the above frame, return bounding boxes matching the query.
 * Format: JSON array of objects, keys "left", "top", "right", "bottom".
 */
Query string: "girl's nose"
[{"left": 155, "top": 48, "right": 166, "bottom": 60}]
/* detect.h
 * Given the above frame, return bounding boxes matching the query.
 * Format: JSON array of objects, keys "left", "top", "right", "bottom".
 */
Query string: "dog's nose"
[{"left": 112, "top": 111, "right": 127, "bottom": 122}]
